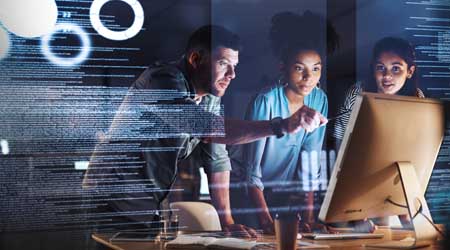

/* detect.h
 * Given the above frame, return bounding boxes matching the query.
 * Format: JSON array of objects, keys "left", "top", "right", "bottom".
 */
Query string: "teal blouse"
[{"left": 230, "top": 84, "right": 328, "bottom": 192}]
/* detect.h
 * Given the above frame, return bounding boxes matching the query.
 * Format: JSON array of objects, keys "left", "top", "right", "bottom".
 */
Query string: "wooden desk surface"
[{"left": 92, "top": 228, "right": 445, "bottom": 250}]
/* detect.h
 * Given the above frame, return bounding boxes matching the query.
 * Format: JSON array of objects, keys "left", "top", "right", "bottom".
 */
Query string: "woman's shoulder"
[
  {"left": 343, "top": 82, "right": 363, "bottom": 100},
  {"left": 251, "top": 83, "right": 285, "bottom": 103},
  {"left": 257, "top": 83, "right": 284, "bottom": 96},
  {"left": 301, "top": 86, "right": 327, "bottom": 109},
  {"left": 336, "top": 81, "right": 363, "bottom": 110},
  {"left": 309, "top": 86, "right": 328, "bottom": 100},
  {"left": 415, "top": 88, "right": 425, "bottom": 98},
  {"left": 348, "top": 81, "right": 364, "bottom": 94}
]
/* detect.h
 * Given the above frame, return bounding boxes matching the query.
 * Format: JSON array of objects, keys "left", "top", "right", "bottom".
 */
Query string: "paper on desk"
[
  {"left": 208, "top": 238, "right": 266, "bottom": 250},
  {"left": 165, "top": 235, "right": 329, "bottom": 250},
  {"left": 165, "top": 235, "right": 216, "bottom": 249},
  {"left": 297, "top": 241, "right": 330, "bottom": 249},
  {"left": 165, "top": 235, "right": 268, "bottom": 250}
]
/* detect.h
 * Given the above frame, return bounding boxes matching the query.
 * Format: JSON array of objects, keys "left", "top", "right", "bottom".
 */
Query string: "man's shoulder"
[
  {"left": 202, "top": 94, "right": 221, "bottom": 105},
  {"left": 132, "top": 62, "right": 188, "bottom": 91},
  {"left": 200, "top": 94, "right": 222, "bottom": 114},
  {"left": 149, "top": 61, "right": 185, "bottom": 78}
]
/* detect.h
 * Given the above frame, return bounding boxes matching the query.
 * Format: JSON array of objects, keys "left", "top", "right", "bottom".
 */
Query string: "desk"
[{"left": 92, "top": 228, "right": 445, "bottom": 250}]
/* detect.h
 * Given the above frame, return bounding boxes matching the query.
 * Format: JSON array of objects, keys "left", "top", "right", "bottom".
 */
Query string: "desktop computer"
[{"left": 319, "top": 92, "right": 445, "bottom": 248}]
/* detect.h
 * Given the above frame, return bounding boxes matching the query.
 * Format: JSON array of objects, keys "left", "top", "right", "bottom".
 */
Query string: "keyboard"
[{"left": 301, "top": 232, "right": 384, "bottom": 240}]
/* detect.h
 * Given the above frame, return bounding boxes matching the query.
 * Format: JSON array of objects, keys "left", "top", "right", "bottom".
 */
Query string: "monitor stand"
[{"left": 366, "top": 162, "right": 437, "bottom": 249}]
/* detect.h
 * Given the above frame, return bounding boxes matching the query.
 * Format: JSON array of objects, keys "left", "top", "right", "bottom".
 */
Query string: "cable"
[
  {"left": 327, "top": 109, "right": 352, "bottom": 122},
  {"left": 385, "top": 198, "right": 407, "bottom": 208},
  {"left": 385, "top": 198, "right": 445, "bottom": 238},
  {"left": 385, "top": 198, "right": 420, "bottom": 219},
  {"left": 420, "top": 212, "right": 446, "bottom": 238}
]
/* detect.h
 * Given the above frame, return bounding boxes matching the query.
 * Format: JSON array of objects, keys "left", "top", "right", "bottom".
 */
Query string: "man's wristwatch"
[{"left": 270, "top": 117, "right": 284, "bottom": 138}]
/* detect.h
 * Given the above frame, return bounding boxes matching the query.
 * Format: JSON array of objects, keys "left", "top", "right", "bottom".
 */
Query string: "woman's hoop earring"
[{"left": 278, "top": 75, "right": 288, "bottom": 86}]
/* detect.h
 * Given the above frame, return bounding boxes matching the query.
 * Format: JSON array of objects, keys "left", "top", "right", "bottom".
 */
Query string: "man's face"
[{"left": 197, "top": 47, "right": 239, "bottom": 97}]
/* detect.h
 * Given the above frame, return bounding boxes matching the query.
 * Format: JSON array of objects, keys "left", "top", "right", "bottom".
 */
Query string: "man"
[{"left": 83, "top": 25, "right": 326, "bottom": 237}]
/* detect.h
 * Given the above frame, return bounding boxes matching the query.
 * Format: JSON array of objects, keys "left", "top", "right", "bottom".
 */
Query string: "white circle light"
[
  {"left": 41, "top": 23, "right": 91, "bottom": 67},
  {"left": 1, "top": 139, "right": 10, "bottom": 155},
  {"left": 0, "top": 0, "right": 58, "bottom": 38},
  {"left": 90, "top": 0, "right": 144, "bottom": 41},
  {"left": 0, "top": 26, "right": 10, "bottom": 60}
]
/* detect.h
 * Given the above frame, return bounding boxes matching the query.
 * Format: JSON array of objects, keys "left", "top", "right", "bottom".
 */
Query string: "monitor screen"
[{"left": 319, "top": 92, "right": 445, "bottom": 223}]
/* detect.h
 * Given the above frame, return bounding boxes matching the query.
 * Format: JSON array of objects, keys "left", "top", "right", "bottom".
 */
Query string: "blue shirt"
[{"left": 230, "top": 84, "right": 328, "bottom": 192}]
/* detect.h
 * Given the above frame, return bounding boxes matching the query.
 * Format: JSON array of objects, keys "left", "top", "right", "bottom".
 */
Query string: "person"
[
  {"left": 229, "top": 11, "right": 339, "bottom": 234},
  {"left": 331, "top": 36, "right": 424, "bottom": 149},
  {"left": 330, "top": 36, "right": 424, "bottom": 228},
  {"left": 82, "top": 25, "right": 327, "bottom": 237}
]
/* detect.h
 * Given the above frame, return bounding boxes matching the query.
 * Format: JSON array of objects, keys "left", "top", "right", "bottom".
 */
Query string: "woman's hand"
[
  {"left": 298, "top": 192, "right": 327, "bottom": 233},
  {"left": 298, "top": 211, "right": 328, "bottom": 233}
]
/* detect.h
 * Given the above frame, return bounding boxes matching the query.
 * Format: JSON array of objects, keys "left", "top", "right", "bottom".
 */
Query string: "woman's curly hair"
[{"left": 269, "top": 10, "right": 340, "bottom": 63}]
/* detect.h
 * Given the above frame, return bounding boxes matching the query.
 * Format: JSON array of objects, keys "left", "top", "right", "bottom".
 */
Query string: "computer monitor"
[{"left": 319, "top": 92, "right": 445, "bottom": 248}]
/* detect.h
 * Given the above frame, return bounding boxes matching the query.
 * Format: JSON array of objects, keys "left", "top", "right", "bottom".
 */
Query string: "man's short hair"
[{"left": 186, "top": 25, "right": 242, "bottom": 54}]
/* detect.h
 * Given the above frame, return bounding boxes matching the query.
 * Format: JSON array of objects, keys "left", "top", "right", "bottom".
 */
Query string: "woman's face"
[
  {"left": 285, "top": 50, "right": 322, "bottom": 97},
  {"left": 374, "top": 52, "right": 415, "bottom": 95}
]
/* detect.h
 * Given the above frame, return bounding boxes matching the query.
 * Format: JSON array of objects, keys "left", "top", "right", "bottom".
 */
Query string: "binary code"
[
  {"left": 427, "top": 101, "right": 450, "bottom": 225},
  {"left": 405, "top": 0, "right": 450, "bottom": 99},
  {"left": 0, "top": 86, "right": 224, "bottom": 151},
  {"left": 0, "top": 0, "right": 219, "bottom": 234},
  {"left": 403, "top": 0, "right": 450, "bottom": 225},
  {"left": 0, "top": 149, "right": 191, "bottom": 232}
]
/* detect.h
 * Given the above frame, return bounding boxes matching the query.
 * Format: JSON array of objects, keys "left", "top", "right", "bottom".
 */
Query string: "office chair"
[{"left": 170, "top": 201, "right": 222, "bottom": 231}]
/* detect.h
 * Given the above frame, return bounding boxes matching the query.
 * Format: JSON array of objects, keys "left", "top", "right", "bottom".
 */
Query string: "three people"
[
  {"left": 84, "top": 25, "right": 326, "bottom": 237},
  {"left": 85, "top": 13, "right": 422, "bottom": 236}
]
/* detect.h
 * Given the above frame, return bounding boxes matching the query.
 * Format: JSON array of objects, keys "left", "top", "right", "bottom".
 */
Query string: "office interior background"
[{"left": 0, "top": 0, "right": 449, "bottom": 249}]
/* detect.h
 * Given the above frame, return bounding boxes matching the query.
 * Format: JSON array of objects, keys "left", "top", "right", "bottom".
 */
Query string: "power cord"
[
  {"left": 385, "top": 198, "right": 445, "bottom": 238},
  {"left": 327, "top": 109, "right": 352, "bottom": 122}
]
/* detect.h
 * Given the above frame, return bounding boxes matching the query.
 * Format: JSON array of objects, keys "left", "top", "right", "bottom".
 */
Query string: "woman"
[
  {"left": 230, "top": 11, "right": 339, "bottom": 234},
  {"left": 330, "top": 36, "right": 423, "bottom": 228},
  {"left": 332, "top": 37, "right": 424, "bottom": 148}
]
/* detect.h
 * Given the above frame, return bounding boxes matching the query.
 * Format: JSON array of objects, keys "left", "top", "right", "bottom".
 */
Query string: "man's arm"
[
  {"left": 207, "top": 105, "right": 327, "bottom": 145},
  {"left": 248, "top": 185, "right": 274, "bottom": 234},
  {"left": 208, "top": 171, "right": 259, "bottom": 238}
]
